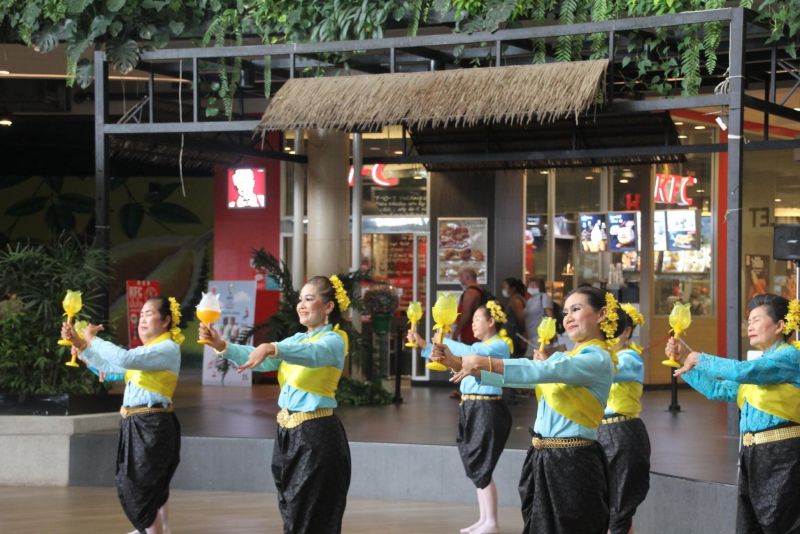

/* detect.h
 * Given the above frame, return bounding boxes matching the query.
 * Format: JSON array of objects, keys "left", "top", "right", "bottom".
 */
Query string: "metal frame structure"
[{"left": 95, "top": 7, "right": 800, "bottom": 382}]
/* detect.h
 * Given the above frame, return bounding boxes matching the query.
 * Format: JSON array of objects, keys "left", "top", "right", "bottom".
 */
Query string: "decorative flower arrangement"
[{"left": 363, "top": 285, "right": 399, "bottom": 317}]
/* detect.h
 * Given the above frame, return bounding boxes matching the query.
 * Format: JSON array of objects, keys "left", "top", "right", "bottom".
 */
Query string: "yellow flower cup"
[
  {"left": 58, "top": 290, "right": 83, "bottom": 348},
  {"left": 427, "top": 293, "right": 459, "bottom": 372},
  {"left": 405, "top": 301, "right": 423, "bottom": 348},
  {"left": 662, "top": 302, "right": 692, "bottom": 368}
]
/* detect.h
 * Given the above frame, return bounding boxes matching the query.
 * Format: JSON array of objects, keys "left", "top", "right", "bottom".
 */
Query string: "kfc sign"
[
  {"left": 348, "top": 164, "right": 398, "bottom": 187},
  {"left": 654, "top": 174, "right": 696, "bottom": 206}
]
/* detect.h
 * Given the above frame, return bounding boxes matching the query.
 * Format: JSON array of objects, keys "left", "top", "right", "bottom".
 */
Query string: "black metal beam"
[
  {"left": 606, "top": 94, "right": 728, "bottom": 113},
  {"left": 104, "top": 120, "right": 261, "bottom": 134},
  {"left": 743, "top": 95, "right": 800, "bottom": 124}
]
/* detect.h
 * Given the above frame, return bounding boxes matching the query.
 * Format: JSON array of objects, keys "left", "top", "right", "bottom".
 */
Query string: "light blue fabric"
[
  {"left": 682, "top": 342, "right": 800, "bottom": 433},
  {"left": 604, "top": 347, "right": 644, "bottom": 415},
  {"left": 421, "top": 336, "right": 509, "bottom": 395},
  {"left": 480, "top": 342, "right": 614, "bottom": 440},
  {"left": 222, "top": 324, "right": 345, "bottom": 412},
  {"left": 81, "top": 337, "right": 181, "bottom": 408}
]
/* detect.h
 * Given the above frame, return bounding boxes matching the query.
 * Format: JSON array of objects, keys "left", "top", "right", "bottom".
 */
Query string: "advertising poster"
[
  {"left": 654, "top": 210, "right": 668, "bottom": 252},
  {"left": 745, "top": 255, "right": 770, "bottom": 301},
  {"left": 202, "top": 280, "right": 256, "bottom": 387},
  {"left": 666, "top": 209, "right": 699, "bottom": 250},
  {"left": 607, "top": 211, "right": 638, "bottom": 251},
  {"left": 437, "top": 218, "right": 487, "bottom": 284},
  {"left": 579, "top": 213, "right": 608, "bottom": 252},
  {"left": 126, "top": 280, "right": 161, "bottom": 348},
  {"left": 227, "top": 168, "right": 266, "bottom": 209}
]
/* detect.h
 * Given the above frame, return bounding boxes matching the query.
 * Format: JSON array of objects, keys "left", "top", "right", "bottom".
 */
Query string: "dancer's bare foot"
[{"left": 460, "top": 518, "right": 484, "bottom": 533}]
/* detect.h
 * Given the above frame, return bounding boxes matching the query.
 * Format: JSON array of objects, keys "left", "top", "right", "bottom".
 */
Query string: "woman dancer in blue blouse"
[
  {"left": 62, "top": 296, "right": 183, "bottom": 534},
  {"left": 667, "top": 293, "right": 800, "bottom": 533},
  {"left": 451, "top": 286, "right": 622, "bottom": 534},
  {"left": 411, "top": 300, "right": 512, "bottom": 534},
  {"left": 200, "top": 275, "right": 351, "bottom": 534},
  {"left": 597, "top": 303, "right": 650, "bottom": 534}
]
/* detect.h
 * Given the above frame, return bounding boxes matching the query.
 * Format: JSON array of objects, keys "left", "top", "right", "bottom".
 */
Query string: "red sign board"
[
  {"left": 126, "top": 280, "right": 161, "bottom": 348},
  {"left": 654, "top": 174, "right": 697, "bottom": 206}
]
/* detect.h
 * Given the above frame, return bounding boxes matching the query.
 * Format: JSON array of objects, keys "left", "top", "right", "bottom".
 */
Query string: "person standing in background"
[
  {"left": 455, "top": 267, "right": 485, "bottom": 344},
  {"left": 523, "top": 277, "right": 554, "bottom": 358}
]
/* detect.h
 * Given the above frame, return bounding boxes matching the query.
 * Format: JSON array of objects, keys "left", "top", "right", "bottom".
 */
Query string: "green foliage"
[
  {"left": 0, "top": 234, "right": 110, "bottom": 394},
  {"left": 114, "top": 177, "right": 201, "bottom": 239},
  {"left": 335, "top": 376, "right": 394, "bottom": 406}
]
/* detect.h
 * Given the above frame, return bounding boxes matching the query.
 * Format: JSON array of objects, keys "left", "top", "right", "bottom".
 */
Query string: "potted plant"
[
  {"left": 0, "top": 233, "right": 118, "bottom": 414},
  {"left": 363, "top": 285, "right": 399, "bottom": 334}
]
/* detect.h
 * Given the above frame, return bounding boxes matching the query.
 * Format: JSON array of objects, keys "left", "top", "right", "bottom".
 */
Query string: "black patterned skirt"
[
  {"left": 116, "top": 411, "right": 181, "bottom": 533},
  {"left": 519, "top": 435, "right": 609, "bottom": 534},
  {"left": 271, "top": 413, "right": 351, "bottom": 534},
  {"left": 597, "top": 416, "right": 651, "bottom": 534},
  {"left": 736, "top": 424, "right": 800, "bottom": 534},
  {"left": 456, "top": 397, "right": 512, "bottom": 489}
]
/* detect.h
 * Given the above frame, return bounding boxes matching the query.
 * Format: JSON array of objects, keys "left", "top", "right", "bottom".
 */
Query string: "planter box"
[{"left": 0, "top": 393, "right": 123, "bottom": 415}]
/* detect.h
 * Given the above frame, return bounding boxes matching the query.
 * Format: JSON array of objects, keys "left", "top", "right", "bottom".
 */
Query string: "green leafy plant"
[
  {"left": 0, "top": 233, "right": 110, "bottom": 395},
  {"left": 363, "top": 285, "right": 399, "bottom": 316},
  {"left": 335, "top": 376, "right": 393, "bottom": 406},
  {"left": 112, "top": 176, "right": 201, "bottom": 238}
]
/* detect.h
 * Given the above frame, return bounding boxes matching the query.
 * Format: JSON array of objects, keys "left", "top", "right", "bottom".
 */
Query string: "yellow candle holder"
[
  {"left": 426, "top": 293, "right": 459, "bottom": 372},
  {"left": 196, "top": 291, "right": 222, "bottom": 345},
  {"left": 662, "top": 302, "right": 692, "bottom": 368},
  {"left": 65, "top": 320, "right": 88, "bottom": 368},
  {"left": 58, "top": 290, "right": 83, "bottom": 349},
  {"left": 405, "top": 301, "right": 423, "bottom": 348},
  {"left": 537, "top": 316, "right": 557, "bottom": 352}
]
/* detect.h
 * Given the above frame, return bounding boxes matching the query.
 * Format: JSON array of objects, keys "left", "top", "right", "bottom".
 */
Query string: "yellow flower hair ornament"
[
  {"left": 600, "top": 292, "right": 620, "bottom": 341},
  {"left": 168, "top": 297, "right": 185, "bottom": 345},
  {"left": 497, "top": 328, "right": 515, "bottom": 353},
  {"left": 485, "top": 300, "right": 507, "bottom": 324},
  {"left": 620, "top": 303, "right": 645, "bottom": 327},
  {"left": 783, "top": 299, "right": 800, "bottom": 336},
  {"left": 329, "top": 275, "right": 351, "bottom": 313}
]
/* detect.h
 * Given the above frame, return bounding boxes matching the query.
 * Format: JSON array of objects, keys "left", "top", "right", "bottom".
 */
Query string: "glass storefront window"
[
  {"left": 557, "top": 167, "right": 602, "bottom": 292},
  {"left": 525, "top": 170, "right": 549, "bottom": 282}
]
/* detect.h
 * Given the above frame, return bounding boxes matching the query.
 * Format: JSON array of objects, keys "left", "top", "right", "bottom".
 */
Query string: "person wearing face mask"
[
  {"left": 451, "top": 287, "right": 622, "bottom": 534},
  {"left": 200, "top": 275, "right": 351, "bottom": 534},
  {"left": 523, "top": 277, "right": 554, "bottom": 358},
  {"left": 61, "top": 296, "right": 183, "bottom": 534},
  {"left": 667, "top": 294, "right": 800, "bottom": 534}
]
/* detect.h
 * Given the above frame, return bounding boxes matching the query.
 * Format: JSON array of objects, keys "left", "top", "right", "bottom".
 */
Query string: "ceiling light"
[
  {"left": 284, "top": 146, "right": 291, "bottom": 151},
  {"left": 619, "top": 179, "right": 629, "bottom": 184},
  {"left": 678, "top": 134, "right": 688, "bottom": 139},
  {"left": 288, "top": 150, "right": 295, "bottom": 154},
  {"left": 674, "top": 121, "right": 684, "bottom": 126},
  {"left": 693, "top": 125, "right": 706, "bottom": 130},
  {"left": 775, "top": 198, "right": 782, "bottom": 202},
  {"left": 539, "top": 170, "right": 549, "bottom": 175},
  {"left": 368, "top": 146, "right": 381, "bottom": 151},
  {"left": 696, "top": 189, "right": 705, "bottom": 193},
  {"left": 0, "top": 109, "right": 12, "bottom": 127},
  {"left": 0, "top": 70, "right": 9, "bottom": 76},
  {"left": 794, "top": 107, "right": 800, "bottom": 111},
  {"left": 393, "top": 150, "right": 404, "bottom": 155},
  {"left": 0, "top": 119, "right": 11, "bottom": 127},
  {"left": 585, "top": 175, "right": 595, "bottom": 180}
]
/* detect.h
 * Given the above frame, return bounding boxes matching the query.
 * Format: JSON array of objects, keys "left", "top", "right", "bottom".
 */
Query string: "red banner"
[{"left": 126, "top": 280, "right": 161, "bottom": 348}]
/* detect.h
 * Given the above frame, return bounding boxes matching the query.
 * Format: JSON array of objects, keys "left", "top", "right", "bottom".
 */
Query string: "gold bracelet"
[{"left": 488, "top": 357, "right": 493, "bottom": 374}]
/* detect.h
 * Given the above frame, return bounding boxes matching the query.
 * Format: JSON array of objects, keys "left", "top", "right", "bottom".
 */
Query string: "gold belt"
[
  {"left": 120, "top": 404, "right": 174, "bottom": 418},
  {"left": 532, "top": 436, "right": 594, "bottom": 449},
  {"left": 460, "top": 394, "right": 501, "bottom": 405},
  {"left": 276, "top": 407, "right": 333, "bottom": 429},
  {"left": 742, "top": 425, "right": 800, "bottom": 447},
  {"left": 601, "top": 415, "right": 636, "bottom": 425}
]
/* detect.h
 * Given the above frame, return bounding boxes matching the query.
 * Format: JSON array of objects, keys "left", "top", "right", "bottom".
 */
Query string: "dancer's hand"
[
  {"left": 449, "top": 355, "right": 493, "bottom": 384},
  {"left": 431, "top": 343, "right": 461, "bottom": 371},
  {"left": 665, "top": 336, "right": 692, "bottom": 364},
  {"left": 199, "top": 323, "right": 226, "bottom": 352},
  {"left": 533, "top": 350, "right": 549, "bottom": 361},
  {"left": 82, "top": 323, "right": 104, "bottom": 345},
  {"left": 61, "top": 322, "right": 88, "bottom": 351},
  {"left": 237, "top": 342, "right": 277, "bottom": 372},
  {"left": 673, "top": 352, "right": 701, "bottom": 377},
  {"left": 406, "top": 331, "right": 426, "bottom": 349}
]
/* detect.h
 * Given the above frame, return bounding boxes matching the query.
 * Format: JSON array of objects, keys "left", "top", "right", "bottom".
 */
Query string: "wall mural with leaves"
[{"left": 1, "top": 1, "right": 797, "bottom": 112}]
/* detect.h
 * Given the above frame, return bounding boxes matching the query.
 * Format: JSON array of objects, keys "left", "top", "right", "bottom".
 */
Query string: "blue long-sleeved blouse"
[
  {"left": 421, "top": 336, "right": 509, "bottom": 395},
  {"left": 681, "top": 341, "right": 800, "bottom": 433},
  {"left": 81, "top": 337, "right": 181, "bottom": 408},
  {"left": 221, "top": 324, "right": 345, "bottom": 412},
  {"left": 604, "top": 347, "right": 644, "bottom": 415},
  {"left": 480, "top": 341, "right": 614, "bottom": 440}
]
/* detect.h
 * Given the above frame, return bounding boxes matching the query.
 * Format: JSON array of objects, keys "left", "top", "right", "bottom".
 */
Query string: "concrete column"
[
  {"left": 493, "top": 169, "right": 525, "bottom": 289},
  {"left": 306, "top": 129, "right": 350, "bottom": 277},
  {"left": 292, "top": 129, "right": 306, "bottom": 289}
]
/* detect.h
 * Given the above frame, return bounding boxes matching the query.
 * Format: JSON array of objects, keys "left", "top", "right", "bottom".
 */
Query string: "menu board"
[
  {"left": 579, "top": 213, "right": 608, "bottom": 252},
  {"left": 654, "top": 210, "right": 668, "bottom": 252},
  {"left": 666, "top": 209, "right": 700, "bottom": 250},
  {"left": 607, "top": 211, "right": 638, "bottom": 252},
  {"left": 362, "top": 234, "right": 427, "bottom": 310},
  {"left": 373, "top": 189, "right": 427, "bottom": 216},
  {"left": 437, "top": 218, "right": 487, "bottom": 284},
  {"left": 660, "top": 246, "right": 711, "bottom": 273}
]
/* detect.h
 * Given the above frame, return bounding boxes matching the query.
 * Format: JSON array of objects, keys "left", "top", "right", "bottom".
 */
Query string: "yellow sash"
[
  {"left": 124, "top": 332, "right": 179, "bottom": 400},
  {"left": 607, "top": 346, "right": 644, "bottom": 417},
  {"left": 535, "top": 339, "right": 609, "bottom": 429},
  {"left": 736, "top": 343, "right": 800, "bottom": 423},
  {"left": 277, "top": 325, "right": 348, "bottom": 398}
]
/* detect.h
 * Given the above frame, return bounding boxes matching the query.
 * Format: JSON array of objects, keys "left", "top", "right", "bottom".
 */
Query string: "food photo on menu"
[
  {"left": 654, "top": 210, "right": 668, "bottom": 251},
  {"left": 665, "top": 209, "right": 699, "bottom": 250},
  {"left": 438, "top": 218, "right": 487, "bottom": 284},
  {"left": 579, "top": 213, "right": 609, "bottom": 252},
  {"left": 608, "top": 211, "right": 638, "bottom": 251}
]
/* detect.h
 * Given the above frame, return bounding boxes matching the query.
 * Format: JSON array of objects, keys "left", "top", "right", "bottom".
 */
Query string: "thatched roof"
[{"left": 257, "top": 59, "right": 608, "bottom": 132}]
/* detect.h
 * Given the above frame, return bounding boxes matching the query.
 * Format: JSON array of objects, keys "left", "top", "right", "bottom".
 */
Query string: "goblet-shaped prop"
[
  {"left": 58, "top": 290, "right": 83, "bottom": 348},
  {"left": 405, "top": 301, "right": 423, "bottom": 348},
  {"left": 662, "top": 301, "right": 692, "bottom": 368},
  {"left": 196, "top": 291, "right": 222, "bottom": 345},
  {"left": 537, "top": 316, "right": 558, "bottom": 352},
  {"left": 426, "top": 293, "right": 459, "bottom": 372},
  {"left": 65, "top": 320, "right": 88, "bottom": 368}
]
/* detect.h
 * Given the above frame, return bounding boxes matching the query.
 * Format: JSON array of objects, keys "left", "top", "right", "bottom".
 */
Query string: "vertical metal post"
[
  {"left": 607, "top": 31, "right": 616, "bottom": 103},
  {"left": 351, "top": 133, "right": 363, "bottom": 273},
  {"left": 192, "top": 57, "right": 199, "bottom": 123},
  {"left": 495, "top": 41, "right": 502, "bottom": 66},
  {"left": 394, "top": 326, "right": 404, "bottom": 404},
  {"left": 94, "top": 50, "right": 110, "bottom": 323},
  {"left": 390, "top": 47, "right": 396, "bottom": 74},
  {"left": 726, "top": 8, "right": 746, "bottom": 435},
  {"left": 148, "top": 68, "right": 154, "bottom": 122},
  {"left": 292, "top": 130, "right": 306, "bottom": 289},
  {"left": 546, "top": 170, "right": 556, "bottom": 287}
]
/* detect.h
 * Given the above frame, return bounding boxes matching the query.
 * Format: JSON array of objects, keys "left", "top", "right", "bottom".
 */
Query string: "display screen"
[
  {"left": 607, "top": 211, "right": 638, "bottom": 252},
  {"left": 665, "top": 209, "right": 700, "bottom": 250},
  {"left": 227, "top": 168, "right": 266, "bottom": 209},
  {"left": 654, "top": 210, "right": 667, "bottom": 252},
  {"left": 578, "top": 213, "right": 608, "bottom": 253}
]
